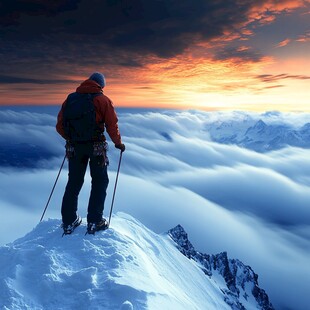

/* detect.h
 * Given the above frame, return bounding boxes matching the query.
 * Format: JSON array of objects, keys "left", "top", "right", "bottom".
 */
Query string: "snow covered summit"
[{"left": 0, "top": 213, "right": 273, "bottom": 310}]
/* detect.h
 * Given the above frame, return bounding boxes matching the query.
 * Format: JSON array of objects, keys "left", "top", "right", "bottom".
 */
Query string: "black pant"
[{"left": 61, "top": 143, "right": 109, "bottom": 225}]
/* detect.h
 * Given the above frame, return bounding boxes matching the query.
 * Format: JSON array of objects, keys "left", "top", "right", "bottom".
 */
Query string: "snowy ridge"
[
  {"left": 206, "top": 118, "right": 310, "bottom": 152},
  {"left": 168, "top": 225, "right": 274, "bottom": 310},
  {"left": 0, "top": 213, "right": 273, "bottom": 310}
]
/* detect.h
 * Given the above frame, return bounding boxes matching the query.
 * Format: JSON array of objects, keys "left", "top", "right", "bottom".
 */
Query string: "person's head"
[{"left": 89, "top": 72, "right": 106, "bottom": 88}]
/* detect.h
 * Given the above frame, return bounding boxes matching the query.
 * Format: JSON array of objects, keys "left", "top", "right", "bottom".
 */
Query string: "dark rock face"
[{"left": 168, "top": 225, "right": 274, "bottom": 310}]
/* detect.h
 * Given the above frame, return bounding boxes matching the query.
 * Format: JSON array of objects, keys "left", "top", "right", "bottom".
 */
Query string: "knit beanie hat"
[{"left": 89, "top": 72, "right": 106, "bottom": 88}]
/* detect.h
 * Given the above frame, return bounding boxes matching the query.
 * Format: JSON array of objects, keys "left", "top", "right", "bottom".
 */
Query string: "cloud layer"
[{"left": 0, "top": 107, "right": 310, "bottom": 309}]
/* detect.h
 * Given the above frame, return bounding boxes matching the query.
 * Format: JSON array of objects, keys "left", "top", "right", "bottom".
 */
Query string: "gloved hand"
[
  {"left": 115, "top": 143, "right": 125, "bottom": 153},
  {"left": 65, "top": 141, "right": 75, "bottom": 159}
]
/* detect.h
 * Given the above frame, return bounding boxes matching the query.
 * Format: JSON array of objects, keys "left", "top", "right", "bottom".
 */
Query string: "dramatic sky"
[{"left": 0, "top": 0, "right": 309, "bottom": 110}]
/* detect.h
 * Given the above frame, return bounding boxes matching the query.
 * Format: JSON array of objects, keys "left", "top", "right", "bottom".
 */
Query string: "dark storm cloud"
[
  {"left": 0, "top": 0, "right": 79, "bottom": 26},
  {"left": 0, "top": 74, "right": 72, "bottom": 84},
  {"left": 0, "top": 0, "right": 264, "bottom": 62}
]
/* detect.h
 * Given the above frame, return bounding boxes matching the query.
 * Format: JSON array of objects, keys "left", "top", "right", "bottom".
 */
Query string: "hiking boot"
[
  {"left": 86, "top": 218, "right": 109, "bottom": 235},
  {"left": 62, "top": 216, "right": 82, "bottom": 235}
]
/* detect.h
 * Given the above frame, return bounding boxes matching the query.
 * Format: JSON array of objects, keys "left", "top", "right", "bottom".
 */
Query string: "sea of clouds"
[{"left": 0, "top": 106, "right": 309, "bottom": 310}]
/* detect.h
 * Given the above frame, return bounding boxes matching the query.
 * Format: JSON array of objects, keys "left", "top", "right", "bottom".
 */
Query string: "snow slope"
[{"left": 0, "top": 213, "right": 273, "bottom": 310}]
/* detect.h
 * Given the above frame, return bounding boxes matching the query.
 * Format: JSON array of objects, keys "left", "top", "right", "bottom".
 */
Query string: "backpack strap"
[{"left": 92, "top": 93, "right": 103, "bottom": 98}]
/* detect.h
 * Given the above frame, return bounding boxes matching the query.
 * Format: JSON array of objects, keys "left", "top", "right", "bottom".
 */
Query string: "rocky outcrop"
[{"left": 168, "top": 224, "right": 274, "bottom": 310}]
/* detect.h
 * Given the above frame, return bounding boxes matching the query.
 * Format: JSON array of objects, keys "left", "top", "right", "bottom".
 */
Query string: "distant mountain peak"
[
  {"left": 300, "top": 122, "right": 310, "bottom": 133},
  {"left": 168, "top": 225, "right": 274, "bottom": 310},
  {"left": 253, "top": 119, "right": 267, "bottom": 130}
]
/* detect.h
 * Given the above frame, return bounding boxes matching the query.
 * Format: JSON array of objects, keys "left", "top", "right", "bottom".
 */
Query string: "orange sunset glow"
[{"left": 0, "top": 0, "right": 309, "bottom": 111}]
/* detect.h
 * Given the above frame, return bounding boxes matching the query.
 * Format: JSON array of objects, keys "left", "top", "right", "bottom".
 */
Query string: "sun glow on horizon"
[
  {"left": 0, "top": 0, "right": 309, "bottom": 112},
  {"left": 2, "top": 45, "right": 309, "bottom": 112}
]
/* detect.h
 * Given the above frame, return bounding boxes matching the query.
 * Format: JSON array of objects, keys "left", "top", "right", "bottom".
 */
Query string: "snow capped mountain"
[
  {"left": 0, "top": 213, "right": 273, "bottom": 310},
  {"left": 207, "top": 119, "right": 310, "bottom": 152},
  {"left": 169, "top": 225, "right": 274, "bottom": 310}
]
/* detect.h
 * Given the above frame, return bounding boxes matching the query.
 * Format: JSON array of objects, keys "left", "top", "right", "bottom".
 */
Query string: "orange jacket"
[{"left": 56, "top": 79, "right": 122, "bottom": 145}]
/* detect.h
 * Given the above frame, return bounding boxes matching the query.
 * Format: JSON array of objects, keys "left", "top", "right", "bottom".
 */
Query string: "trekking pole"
[
  {"left": 40, "top": 154, "right": 66, "bottom": 222},
  {"left": 108, "top": 151, "right": 123, "bottom": 226}
]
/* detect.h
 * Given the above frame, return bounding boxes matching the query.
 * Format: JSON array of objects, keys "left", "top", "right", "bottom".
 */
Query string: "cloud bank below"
[{"left": 0, "top": 107, "right": 310, "bottom": 309}]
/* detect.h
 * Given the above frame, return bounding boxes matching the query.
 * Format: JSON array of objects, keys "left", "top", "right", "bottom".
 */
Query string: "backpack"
[{"left": 63, "top": 92, "right": 102, "bottom": 142}]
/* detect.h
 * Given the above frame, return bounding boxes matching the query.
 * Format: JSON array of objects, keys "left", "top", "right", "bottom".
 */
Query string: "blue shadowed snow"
[{"left": 0, "top": 213, "right": 233, "bottom": 310}]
